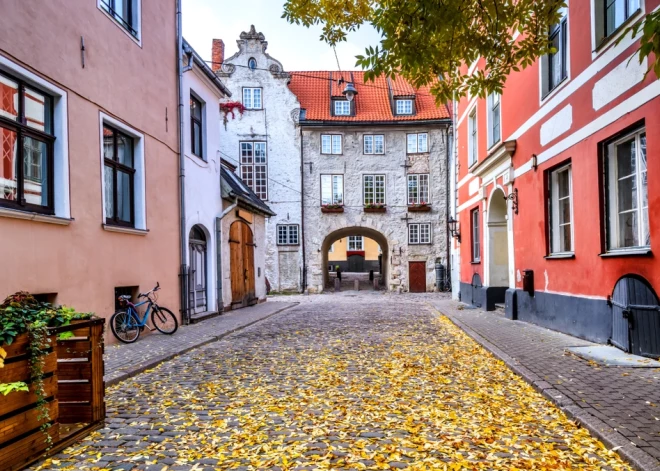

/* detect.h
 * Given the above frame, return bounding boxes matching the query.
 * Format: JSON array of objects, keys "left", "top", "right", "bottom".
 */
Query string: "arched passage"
[
  {"left": 189, "top": 225, "right": 208, "bottom": 314},
  {"left": 487, "top": 188, "right": 509, "bottom": 288},
  {"left": 321, "top": 227, "right": 389, "bottom": 290}
]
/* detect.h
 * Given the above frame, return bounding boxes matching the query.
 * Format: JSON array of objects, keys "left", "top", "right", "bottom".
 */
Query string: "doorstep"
[{"left": 189, "top": 310, "right": 220, "bottom": 324}]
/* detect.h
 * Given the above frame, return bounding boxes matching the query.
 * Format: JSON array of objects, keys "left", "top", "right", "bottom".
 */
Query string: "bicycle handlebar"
[{"left": 138, "top": 282, "right": 160, "bottom": 299}]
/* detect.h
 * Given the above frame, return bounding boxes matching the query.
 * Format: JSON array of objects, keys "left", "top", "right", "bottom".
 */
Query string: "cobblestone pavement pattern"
[{"left": 33, "top": 295, "right": 632, "bottom": 470}]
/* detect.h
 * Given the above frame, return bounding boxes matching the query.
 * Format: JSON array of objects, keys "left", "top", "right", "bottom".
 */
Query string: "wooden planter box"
[
  {"left": 364, "top": 207, "right": 387, "bottom": 213},
  {"left": 0, "top": 318, "right": 105, "bottom": 471},
  {"left": 321, "top": 206, "right": 344, "bottom": 213},
  {"left": 408, "top": 205, "right": 431, "bottom": 212}
]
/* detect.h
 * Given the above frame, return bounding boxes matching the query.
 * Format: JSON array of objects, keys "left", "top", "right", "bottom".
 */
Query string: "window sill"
[
  {"left": 470, "top": 260, "right": 481, "bottom": 265},
  {"left": 0, "top": 207, "right": 73, "bottom": 225},
  {"left": 599, "top": 248, "right": 651, "bottom": 258},
  {"left": 98, "top": 5, "right": 142, "bottom": 47},
  {"left": 541, "top": 76, "right": 569, "bottom": 105},
  {"left": 544, "top": 253, "right": 575, "bottom": 260},
  {"left": 594, "top": 9, "right": 642, "bottom": 55},
  {"left": 103, "top": 224, "right": 149, "bottom": 236}
]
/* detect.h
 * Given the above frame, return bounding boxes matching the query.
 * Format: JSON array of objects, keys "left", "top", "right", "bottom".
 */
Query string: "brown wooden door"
[
  {"left": 409, "top": 262, "right": 426, "bottom": 293},
  {"left": 230, "top": 221, "right": 256, "bottom": 306}
]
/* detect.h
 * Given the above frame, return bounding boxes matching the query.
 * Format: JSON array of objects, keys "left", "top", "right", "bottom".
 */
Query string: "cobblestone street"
[{"left": 33, "top": 295, "right": 632, "bottom": 470}]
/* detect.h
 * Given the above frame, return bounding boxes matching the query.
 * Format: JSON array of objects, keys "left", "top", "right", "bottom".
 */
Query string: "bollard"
[
  {"left": 354, "top": 279, "right": 359, "bottom": 291},
  {"left": 334, "top": 278, "right": 341, "bottom": 292},
  {"left": 373, "top": 277, "right": 379, "bottom": 290}
]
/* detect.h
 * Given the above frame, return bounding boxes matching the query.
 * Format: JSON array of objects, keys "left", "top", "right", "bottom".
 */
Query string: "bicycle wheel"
[
  {"left": 151, "top": 306, "right": 178, "bottom": 335},
  {"left": 110, "top": 310, "right": 140, "bottom": 343}
]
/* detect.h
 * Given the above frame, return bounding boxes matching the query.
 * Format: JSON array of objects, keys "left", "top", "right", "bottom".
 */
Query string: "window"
[
  {"left": 190, "top": 94, "right": 203, "bottom": 158},
  {"left": 605, "top": 128, "right": 649, "bottom": 250},
  {"left": 364, "top": 135, "right": 384, "bottom": 154},
  {"left": 408, "top": 223, "right": 431, "bottom": 244},
  {"left": 548, "top": 164, "right": 574, "bottom": 254},
  {"left": 604, "top": 0, "right": 640, "bottom": 38},
  {"left": 277, "top": 224, "right": 299, "bottom": 245},
  {"left": 334, "top": 100, "right": 351, "bottom": 116},
  {"left": 0, "top": 72, "right": 54, "bottom": 214},
  {"left": 542, "top": 9, "right": 568, "bottom": 98},
  {"left": 407, "top": 174, "right": 430, "bottom": 205},
  {"left": 468, "top": 109, "right": 477, "bottom": 166},
  {"left": 321, "top": 174, "right": 343, "bottom": 205},
  {"left": 348, "top": 236, "right": 363, "bottom": 250},
  {"left": 487, "top": 93, "right": 501, "bottom": 148},
  {"left": 321, "top": 134, "right": 342, "bottom": 155},
  {"left": 396, "top": 99, "right": 413, "bottom": 115},
  {"left": 407, "top": 133, "right": 428, "bottom": 153},
  {"left": 363, "top": 175, "right": 385, "bottom": 205},
  {"left": 471, "top": 208, "right": 480, "bottom": 261},
  {"left": 248, "top": 58, "right": 257, "bottom": 70},
  {"left": 240, "top": 142, "right": 268, "bottom": 200},
  {"left": 100, "top": 0, "right": 140, "bottom": 38},
  {"left": 242, "top": 88, "right": 262, "bottom": 109},
  {"left": 103, "top": 125, "right": 135, "bottom": 226}
]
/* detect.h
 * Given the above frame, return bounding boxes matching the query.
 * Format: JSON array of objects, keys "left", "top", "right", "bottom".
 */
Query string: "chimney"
[{"left": 212, "top": 39, "right": 224, "bottom": 72}]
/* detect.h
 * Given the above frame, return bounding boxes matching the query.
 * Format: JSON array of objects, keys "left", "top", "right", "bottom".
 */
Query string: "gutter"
[
  {"left": 300, "top": 126, "right": 307, "bottom": 292},
  {"left": 216, "top": 198, "right": 238, "bottom": 313},
  {"left": 298, "top": 119, "right": 452, "bottom": 127}
]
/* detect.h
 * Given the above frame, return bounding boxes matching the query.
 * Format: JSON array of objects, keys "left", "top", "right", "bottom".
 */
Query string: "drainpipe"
[
  {"left": 216, "top": 197, "right": 238, "bottom": 313},
  {"left": 299, "top": 126, "right": 307, "bottom": 292},
  {"left": 445, "top": 126, "right": 452, "bottom": 286},
  {"left": 175, "top": 0, "right": 190, "bottom": 324}
]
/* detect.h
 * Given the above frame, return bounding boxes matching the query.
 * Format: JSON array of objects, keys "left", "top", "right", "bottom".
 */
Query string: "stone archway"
[
  {"left": 487, "top": 188, "right": 509, "bottom": 288},
  {"left": 321, "top": 227, "right": 390, "bottom": 290}
]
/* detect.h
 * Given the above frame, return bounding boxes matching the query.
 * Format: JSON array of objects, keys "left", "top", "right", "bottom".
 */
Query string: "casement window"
[
  {"left": 407, "top": 174, "right": 430, "bottom": 205},
  {"left": 468, "top": 109, "right": 477, "bottom": 166},
  {"left": 242, "top": 88, "right": 262, "bottom": 109},
  {"left": 277, "top": 224, "right": 299, "bottom": 245},
  {"left": 601, "top": 0, "right": 640, "bottom": 40},
  {"left": 240, "top": 141, "right": 268, "bottom": 200},
  {"left": 334, "top": 100, "right": 351, "bottom": 116},
  {"left": 363, "top": 134, "right": 384, "bottom": 154},
  {"left": 348, "top": 236, "right": 363, "bottom": 250},
  {"left": 321, "top": 134, "right": 342, "bottom": 155},
  {"left": 321, "top": 174, "right": 344, "bottom": 205},
  {"left": 407, "top": 133, "right": 428, "bottom": 153},
  {"left": 542, "top": 8, "right": 568, "bottom": 98},
  {"left": 395, "top": 99, "right": 413, "bottom": 115},
  {"left": 487, "top": 93, "right": 501, "bottom": 148},
  {"left": 363, "top": 175, "right": 385, "bottom": 205},
  {"left": 103, "top": 125, "right": 135, "bottom": 226},
  {"left": 471, "top": 208, "right": 481, "bottom": 261},
  {"left": 99, "top": 0, "right": 140, "bottom": 39},
  {"left": 548, "top": 164, "right": 574, "bottom": 254},
  {"left": 605, "top": 128, "right": 649, "bottom": 250},
  {"left": 0, "top": 71, "right": 54, "bottom": 214},
  {"left": 408, "top": 223, "right": 431, "bottom": 244},
  {"left": 190, "top": 94, "right": 203, "bottom": 158}
]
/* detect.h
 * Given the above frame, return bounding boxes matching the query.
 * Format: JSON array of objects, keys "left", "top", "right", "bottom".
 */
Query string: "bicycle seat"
[{"left": 118, "top": 294, "right": 132, "bottom": 300}]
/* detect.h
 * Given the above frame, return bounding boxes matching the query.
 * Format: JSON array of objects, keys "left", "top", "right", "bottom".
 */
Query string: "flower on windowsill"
[
  {"left": 321, "top": 204, "right": 343, "bottom": 210},
  {"left": 364, "top": 203, "right": 386, "bottom": 210},
  {"left": 409, "top": 201, "right": 430, "bottom": 208}
]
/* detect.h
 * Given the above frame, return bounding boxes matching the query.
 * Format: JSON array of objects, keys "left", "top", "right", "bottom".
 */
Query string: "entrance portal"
[
  {"left": 229, "top": 221, "right": 256, "bottom": 307},
  {"left": 189, "top": 225, "right": 207, "bottom": 314},
  {"left": 487, "top": 188, "right": 510, "bottom": 288}
]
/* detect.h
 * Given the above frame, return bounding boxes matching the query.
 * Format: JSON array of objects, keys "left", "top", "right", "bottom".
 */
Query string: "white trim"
[
  {"left": 590, "top": 0, "right": 644, "bottom": 61},
  {"left": 362, "top": 174, "right": 386, "bottom": 206},
  {"left": 456, "top": 96, "right": 479, "bottom": 129},
  {"left": 467, "top": 106, "right": 478, "bottom": 167},
  {"left": 539, "top": 3, "right": 571, "bottom": 105},
  {"left": 102, "top": 224, "right": 148, "bottom": 235},
  {"left": 540, "top": 289, "right": 608, "bottom": 300},
  {"left": 457, "top": 173, "right": 474, "bottom": 189},
  {"left": 0, "top": 207, "right": 73, "bottom": 225},
  {"left": 99, "top": 112, "right": 147, "bottom": 230},
  {"left": 486, "top": 92, "right": 501, "bottom": 149},
  {"left": 457, "top": 194, "right": 482, "bottom": 213},
  {"left": 549, "top": 163, "right": 574, "bottom": 254},
  {"left": 97, "top": 0, "right": 142, "bottom": 47}
]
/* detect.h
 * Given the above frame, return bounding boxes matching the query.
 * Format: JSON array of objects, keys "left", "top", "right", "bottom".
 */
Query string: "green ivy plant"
[{"left": 0, "top": 382, "right": 29, "bottom": 395}]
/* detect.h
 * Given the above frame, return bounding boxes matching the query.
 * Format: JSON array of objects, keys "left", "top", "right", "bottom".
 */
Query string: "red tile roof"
[{"left": 288, "top": 71, "right": 450, "bottom": 122}]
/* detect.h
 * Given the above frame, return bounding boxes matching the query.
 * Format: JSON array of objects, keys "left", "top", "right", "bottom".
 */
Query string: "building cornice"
[
  {"left": 470, "top": 140, "right": 517, "bottom": 178},
  {"left": 298, "top": 119, "right": 451, "bottom": 128}
]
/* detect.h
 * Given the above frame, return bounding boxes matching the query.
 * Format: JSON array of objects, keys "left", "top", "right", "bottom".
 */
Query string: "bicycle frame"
[{"left": 124, "top": 299, "right": 153, "bottom": 328}]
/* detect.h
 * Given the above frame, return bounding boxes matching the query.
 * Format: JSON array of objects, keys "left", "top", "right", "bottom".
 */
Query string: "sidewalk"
[
  {"left": 104, "top": 301, "right": 298, "bottom": 386},
  {"left": 431, "top": 299, "right": 660, "bottom": 471}
]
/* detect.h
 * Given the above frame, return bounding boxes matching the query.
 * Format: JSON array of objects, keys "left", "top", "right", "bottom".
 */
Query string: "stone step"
[
  {"left": 189, "top": 311, "right": 220, "bottom": 324},
  {"left": 494, "top": 303, "right": 506, "bottom": 310}
]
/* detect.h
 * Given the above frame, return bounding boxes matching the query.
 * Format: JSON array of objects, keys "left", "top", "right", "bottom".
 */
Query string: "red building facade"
[{"left": 454, "top": 0, "right": 660, "bottom": 356}]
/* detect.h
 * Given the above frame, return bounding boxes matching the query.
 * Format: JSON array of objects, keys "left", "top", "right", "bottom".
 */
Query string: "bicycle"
[{"left": 110, "top": 282, "right": 178, "bottom": 343}]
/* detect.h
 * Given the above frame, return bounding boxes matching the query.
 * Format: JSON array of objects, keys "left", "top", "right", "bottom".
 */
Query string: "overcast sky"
[{"left": 182, "top": 0, "right": 382, "bottom": 71}]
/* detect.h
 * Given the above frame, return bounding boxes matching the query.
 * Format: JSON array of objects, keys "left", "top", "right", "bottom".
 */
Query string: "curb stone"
[
  {"left": 428, "top": 303, "right": 660, "bottom": 471},
  {"left": 106, "top": 303, "right": 298, "bottom": 387}
]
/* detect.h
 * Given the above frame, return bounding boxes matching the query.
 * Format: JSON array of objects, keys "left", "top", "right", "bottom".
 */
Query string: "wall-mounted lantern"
[
  {"left": 447, "top": 216, "right": 461, "bottom": 243},
  {"left": 503, "top": 188, "right": 519, "bottom": 215},
  {"left": 531, "top": 154, "right": 538, "bottom": 172},
  {"left": 342, "top": 82, "right": 358, "bottom": 102}
]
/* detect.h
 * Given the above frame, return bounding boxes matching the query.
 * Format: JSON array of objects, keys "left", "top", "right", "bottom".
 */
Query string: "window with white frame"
[
  {"left": 605, "top": 128, "right": 649, "bottom": 250},
  {"left": 471, "top": 208, "right": 480, "bottom": 261},
  {"left": 190, "top": 94, "right": 204, "bottom": 158},
  {"left": 277, "top": 224, "right": 299, "bottom": 245},
  {"left": 321, "top": 174, "right": 344, "bottom": 205},
  {"left": 348, "top": 236, "right": 363, "bottom": 250},
  {"left": 407, "top": 174, "right": 429, "bottom": 205},
  {"left": 242, "top": 88, "right": 262, "bottom": 109},
  {"left": 487, "top": 93, "right": 501, "bottom": 148},
  {"left": 468, "top": 109, "right": 477, "bottom": 166},
  {"left": 240, "top": 141, "right": 267, "bottom": 200},
  {"left": 364, "top": 134, "right": 384, "bottom": 154},
  {"left": 321, "top": 134, "right": 342, "bottom": 155},
  {"left": 595, "top": 0, "right": 640, "bottom": 42},
  {"left": 548, "top": 164, "right": 573, "bottom": 254},
  {"left": 408, "top": 223, "right": 431, "bottom": 244},
  {"left": 395, "top": 99, "right": 413, "bottom": 115},
  {"left": 407, "top": 133, "right": 428, "bottom": 153},
  {"left": 334, "top": 100, "right": 351, "bottom": 116},
  {"left": 363, "top": 175, "right": 385, "bottom": 205},
  {"left": 100, "top": 0, "right": 140, "bottom": 39},
  {"left": 542, "top": 7, "right": 568, "bottom": 98}
]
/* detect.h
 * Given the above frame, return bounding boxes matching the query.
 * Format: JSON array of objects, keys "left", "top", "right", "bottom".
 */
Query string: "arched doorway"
[
  {"left": 229, "top": 220, "right": 256, "bottom": 307},
  {"left": 189, "top": 225, "right": 207, "bottom": 314},
  {"left": 487, "top": 188, "right": 510, "bottom": 288}
]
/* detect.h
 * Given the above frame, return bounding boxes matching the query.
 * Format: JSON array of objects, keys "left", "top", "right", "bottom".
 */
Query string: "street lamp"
[
  {"left": 342, "top": 82, "right": 358, "bottom": 102},
  {"left": 448, "top": 216, "right": 461, "bottom": 243}
]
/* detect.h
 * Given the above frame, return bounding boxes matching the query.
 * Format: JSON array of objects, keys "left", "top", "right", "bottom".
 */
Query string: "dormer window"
[
  {"left": 334, "top": 100, "right": 351, "bottom": 116},
  {"left": 395, "top": 99, "right": 414, "bottom": 115}
]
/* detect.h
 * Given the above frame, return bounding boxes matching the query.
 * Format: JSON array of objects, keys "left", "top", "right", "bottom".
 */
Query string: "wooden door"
[
  {"left": 230, "top": 221, "right": 256, "bottom": 306},
  {"left": 189, "top": 226, "right": 207, "bottom": 314},
  {"left": 409, "top": 262, "right": 426, "bottom": 293},
  {"left": 243, "top": 223, "right": 256, "bottom": 304}
]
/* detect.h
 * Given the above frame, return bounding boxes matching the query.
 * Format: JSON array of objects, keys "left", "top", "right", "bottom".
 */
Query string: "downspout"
[
  {"left": 216, "top": 197, "right": 238, "bottom": 313},
  {"left": 299, "top": 126, "right": 307, "bottom": 292},
  {"left": 175, "top": 0, "right": 189, "bottom": 325},
  {"left": 445, "top": 126, "right": 452, "bottom": 285}
]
